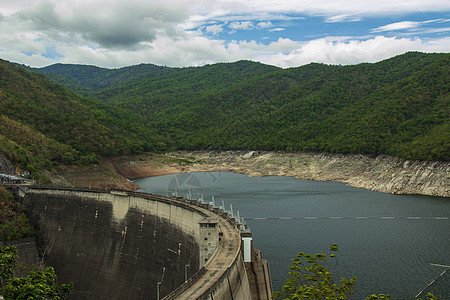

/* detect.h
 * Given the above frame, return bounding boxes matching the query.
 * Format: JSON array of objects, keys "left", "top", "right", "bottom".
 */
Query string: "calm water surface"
[{"left": 134, "top": 172, "right": 450, "bottom": 299}]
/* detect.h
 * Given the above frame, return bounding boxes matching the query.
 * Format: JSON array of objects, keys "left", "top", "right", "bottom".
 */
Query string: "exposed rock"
[
  {"left": 139, "top": 151, "right": 448, "bottom": 197},
  {"left": 53, "top": 158, "right": 140, "bottom": 191},
  {"left": 53, "top": 151, "right": 449, "bottom": 197},
  {"left": 243, "top": 151, "right": 256, "bottom": 159}
]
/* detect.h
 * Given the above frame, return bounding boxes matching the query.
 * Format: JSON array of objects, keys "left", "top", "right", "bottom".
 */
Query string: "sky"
[{"left": 0, "top": 0, "right": 449, "bottom": 68}]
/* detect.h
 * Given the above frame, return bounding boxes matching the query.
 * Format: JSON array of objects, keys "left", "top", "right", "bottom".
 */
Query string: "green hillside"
[
  {"left": 0, "top": 60, "right": 166, "bottom": 178},
  {"left": 30, "top": 63, "right": 173, "bottom": 96},
  {"left": 13, "top": 52, "right": 450, "bottom": 166},
  {"left": 32, "top": 60, "right": 280, "bottom": 103},
  {"left": 203, "top": 52, "right": 449, "bottom": 160}
]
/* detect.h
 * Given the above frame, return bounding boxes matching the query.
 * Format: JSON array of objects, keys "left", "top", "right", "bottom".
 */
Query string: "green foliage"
[
  {"left": 31, "top": 60, "right": 280, "bottom": 102},
  {"left": 0, "top": 185, "right": 34, "bottom": 241},
  {"left": 273, "top": 244, "right": 357, "bottom": 300},
  {"left": 0, "top": 59, "right": 168, "bottom": 175},
  {"left": 365, "top": 294, "right": 392, "bottom": 299},
  {"left": 365, "top": 293, "right": 437, "bottom": 300},
  {"left": 0, "top": 189, "right": 69, "bottom": 298},
  {"left": 0, "top": 213, "right": 35, "bottom": 241},
  {"left": 0, "top": 246, "right": 17, "bottom": 285},
  {"left": 0, "top": 246, "right": 73, "bottom": 300},
  {"left": 0, "top": 116, "right": 76, "bottom": 175}
]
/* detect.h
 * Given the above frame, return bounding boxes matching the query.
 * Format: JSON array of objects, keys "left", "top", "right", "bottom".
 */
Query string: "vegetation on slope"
[
  {"left": 8, "top": 52, "right": 450, "bottom": 170},
  {"left": 212, "top": 52, "right": 449, "bottom": 160},
  {"left": 29, "top": 63, "right": 173, "bottom": 97},
  {"left": 0, "top": 185, "right": 34, "bottom": 241},
  {"left": 32, "top": 60, "right": 280, "bottom": 102},
  {"left": 0, "top": 245, "right": 73, "bottom": 299},
  {"left": 39, "top": 52, "right": 447, "bottom": 161},
  {"left": 0, "top": 115, "right": 77, "bottom": 177},
  {"left": 1, "top": 60, "right": 169, "bottom": 178}
]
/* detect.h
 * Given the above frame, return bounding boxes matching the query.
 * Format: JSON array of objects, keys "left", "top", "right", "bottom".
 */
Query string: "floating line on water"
[{"left": 244, "top": 216, "right": 449, "bottom": 220}]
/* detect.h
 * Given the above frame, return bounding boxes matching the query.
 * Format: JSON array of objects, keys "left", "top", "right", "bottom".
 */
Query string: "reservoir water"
[{"left": 134, "top": 171, "right": 449, "bottom": 299}]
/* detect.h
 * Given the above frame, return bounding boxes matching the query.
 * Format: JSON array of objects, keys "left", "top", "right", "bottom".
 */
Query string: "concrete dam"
[{"left": 15, "top": 186, "right": 272, "bottom": 300}]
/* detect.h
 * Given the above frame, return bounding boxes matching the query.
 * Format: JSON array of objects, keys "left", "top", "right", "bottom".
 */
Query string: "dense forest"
[
  {"left": 0, "top": 52, "right": 448, "bottom": 179},
  {"left": 31, "top": 52, "right": 449, "bottom": 161},
  {"left": 0, "top": 59, "right": 168, "bottom": 178}
]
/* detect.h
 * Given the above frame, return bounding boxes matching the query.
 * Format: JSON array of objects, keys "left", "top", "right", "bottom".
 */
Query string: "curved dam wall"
[{"left": 19, "top": 187, "right": 255, "bottom": 300}]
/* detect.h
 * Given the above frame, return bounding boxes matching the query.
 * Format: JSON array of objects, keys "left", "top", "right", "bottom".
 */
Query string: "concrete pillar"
[
  {"left": 241, "top": 231, "right": 253, "bottom": 263},
  {"left": 198, "top": 217, "right": 218, "bottom": 268}
]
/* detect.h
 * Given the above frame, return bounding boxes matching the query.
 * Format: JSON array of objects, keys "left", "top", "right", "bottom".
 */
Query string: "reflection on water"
[{"left": 134, "top": 171, "right": 450, "bottom": 299}]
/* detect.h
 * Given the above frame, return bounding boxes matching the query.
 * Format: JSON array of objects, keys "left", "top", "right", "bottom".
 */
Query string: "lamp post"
[
  {"left": 156, "top": 267, "right": 165, "bottom": 300},
  {"left": 157, "top": 282, "right": 162, "bottom": 300},
  {"left": 185, "top": 264, "right": 190, "bottom": 282}
]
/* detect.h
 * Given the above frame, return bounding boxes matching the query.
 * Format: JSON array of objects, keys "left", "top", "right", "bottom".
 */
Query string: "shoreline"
[
  {"left": 55, "top": 151, "right": 449, "bottom": 198},
  {"left": 120, "top": 151, "right": 449, "bottom": 197}
]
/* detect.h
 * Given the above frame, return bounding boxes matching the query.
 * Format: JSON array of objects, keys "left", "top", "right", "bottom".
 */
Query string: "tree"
[
  {"left": 273, "top": 243, "right": 356, "bottom": 300},
  {"left": 0, "top": 185, "right": 35, "bottom": 241},
  {"left": 273, "top": 244, "right": 438, "bottom": 300},
  {"left": 0, "top": 246, "right": 73, "bottom": 300}
]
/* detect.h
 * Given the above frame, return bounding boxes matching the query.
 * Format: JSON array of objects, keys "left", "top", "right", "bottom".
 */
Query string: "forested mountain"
[
  {"left": 200, "top": 52, "right": 449, "bottom": 160},
  {"left": 2, "top": 51, "right": 448, "bottom": 181},
  {"left": 0, "top": 60, "right": 166, "bottom": 179},
  {"left": 31, "top": 60, "right": 280, "bottom": 101},
  {"left": 31, "top": 52, "right": 449, "bottom": 161}
]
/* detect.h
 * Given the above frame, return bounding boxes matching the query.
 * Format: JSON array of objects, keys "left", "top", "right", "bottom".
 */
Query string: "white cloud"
[
  {"left": 0, "top": 0, "right": 36, "bottom": 16},
  {"left": 371, "top": 18, "right": 450, "bottom": 36},
  {"left": 423, "top": 18, "right": 450, "bottom": 24},
  {"left": 421, "top": 27, "right": 450, "bottom": 34},
  {"left": 266, "top": 38, "right": 300, "bottom": 52},
  {"left": 221, "top": 0, "right": 450, "bottom": 15},
  {"left": 3, "top": 0, "right": 191, "bottom": 50},
  {"left": 269, "top": 28, "right": 285, "bottom": 32},
  {"left": 1, "top": 27, "right": 449, "bottom": 69},
  {"left": 0, "top": 0, "right": 449, "bottom": 68},
  {"left": 227, "top": 20, "right": 273, "bottom": 31},
  {"left": 372, "top": 21, "right": 420, "bottom": 33},
  {"left": 418, "top": 36, "right": 450, "bottom": 52},
  {"left": 258, "top": 36, "right": 435, "bottom": 68},
  {"left": 326, "top": 14, "right": 362, "bottom": 23},
  {"left": 257, "top": 21, "right": 273, "bottom": 28},
  {"left": 205, "top": 24, "right": 224, "bottom": 35},
  {"left": 229, "top": 21, "right": 254, "bottom": 30}
]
